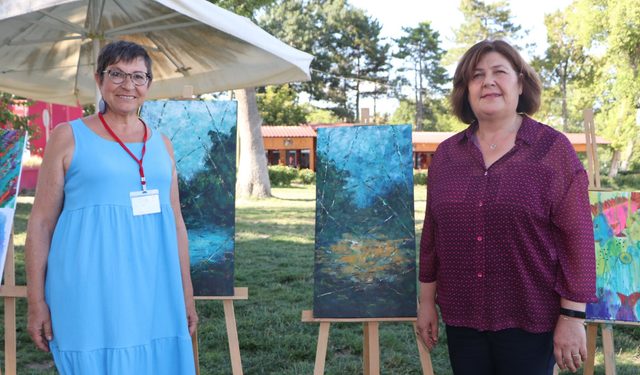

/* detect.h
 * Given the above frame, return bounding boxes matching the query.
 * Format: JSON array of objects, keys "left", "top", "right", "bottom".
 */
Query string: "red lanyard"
[{"left": 99, "top": 112, "right": 148, "bottom": 191}]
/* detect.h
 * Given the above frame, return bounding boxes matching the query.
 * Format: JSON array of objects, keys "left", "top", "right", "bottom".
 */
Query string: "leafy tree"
[
  {"left": 391, "top": 99, "right": 465, "bottom": 132},
  {"left": 571, "top": 0, "right": 640, "bottom": 175},
  {"left": 260, "top": 0, "right": 391, "bottom": 122},
  {"left": 208, "top": 0, "right": 274, "bottom": 17},
  {"left": 306, "top": 105, "right": 340, "bottom": 124},
  {"left": 446, "top": 0, "right": 525, "bottom": 65},
  {"left": 326, "top": 5, "right": 390, "bottom": 122},
  {"left": 257, "top": 84, "right": 309, "bottom": 125},
  {"left": 0, "top": 92, "right": 40, "bottom": 152},
  {"left": 430, "top": 99, "right": 467, "bottom": 132},
  {"left": 259, "top": 0, "right": 330, "bottom": 100},
  {"left": 394, "top": 21, "right": 449, "bottom": 131},
  {"left": 208, "top": 0, "right": 277, "bottom": 197},
  {"left": 391, "top": 100, "right": 416, "bottom": 128},
  {"left": 531, "top": 6, "right": 596, "bottom": 133}
]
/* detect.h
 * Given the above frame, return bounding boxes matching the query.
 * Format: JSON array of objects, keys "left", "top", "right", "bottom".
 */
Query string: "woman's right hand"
[
  {"left": 417, "top": 301, "right": 440, "bottom": 350},
  {"left": 27, "top": 301, "right": 53, "bottom": 352}
]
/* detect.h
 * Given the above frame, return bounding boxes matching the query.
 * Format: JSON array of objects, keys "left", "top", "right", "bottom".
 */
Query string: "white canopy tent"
[{"left": 0, "top": 0, "right": 313, "bottom": 107}]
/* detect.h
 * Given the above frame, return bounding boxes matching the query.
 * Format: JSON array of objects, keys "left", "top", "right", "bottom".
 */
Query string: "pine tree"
[{"left": 394, "top": 22, "right": 448, "bottom": 131}]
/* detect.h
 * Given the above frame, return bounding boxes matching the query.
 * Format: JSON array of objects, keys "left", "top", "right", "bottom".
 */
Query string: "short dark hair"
[
  {"left": 96, "top": 40, "right": 153, "bottom": 85},
  {"left": 450, "top": 39, "right": 542, "bottom": 124}
]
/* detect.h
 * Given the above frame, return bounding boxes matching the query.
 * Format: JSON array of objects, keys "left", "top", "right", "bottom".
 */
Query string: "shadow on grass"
[{"left": 270, "top": 194, "right": 316, "bottom": 202}]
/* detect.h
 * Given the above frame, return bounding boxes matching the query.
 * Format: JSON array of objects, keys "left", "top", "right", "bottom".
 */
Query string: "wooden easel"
[
  {"left": 582, "top": 108, "right": 621, "bottom": 375},
  {"left": 581, "top": 319, "right": 640, "bottom": 375},
  {"left": 192, "top": 288, "right": 248, "bottom": 375},
  {"left": 301, "top": 310, "right": 434, "bottom": 375},
  {"left": 0, "top": 227, "right": 28, "bottom": 375},
  {"left": 555, "top": 109, "right": 634, "bottom": 375},
  {"left": 584, "top": 109, "right": 610, "bottom": 191},
  {"left": 176, "top": 85, "right": 248, "bottom": 375}
]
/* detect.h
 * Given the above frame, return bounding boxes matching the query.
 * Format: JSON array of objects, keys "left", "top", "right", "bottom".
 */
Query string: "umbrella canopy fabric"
[{"left": 0, "top": 0, "right": 313, "bottom": 106}]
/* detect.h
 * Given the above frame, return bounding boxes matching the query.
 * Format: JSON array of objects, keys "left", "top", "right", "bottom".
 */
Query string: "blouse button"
[
  {"left": 478, "top": 202, "right": 483, "bottom": 207},
  {"left": 484, "top": 171, "right": 488, "bottom": 176},
  {"left": 478, "top": 272, "right": 483, "bottom": 277},
  {"left": 477, "top": 236, "right": 483, "bottom": 241}
]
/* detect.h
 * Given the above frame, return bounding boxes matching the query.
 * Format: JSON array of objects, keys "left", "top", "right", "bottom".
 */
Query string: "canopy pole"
[{"left": 93, "top": 38, "right": 101, "bottom": 114}]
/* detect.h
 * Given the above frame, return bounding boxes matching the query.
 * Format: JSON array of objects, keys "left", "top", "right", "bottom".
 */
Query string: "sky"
[{"left": 338, "top": 0, "right": 575, "bottom": 117}]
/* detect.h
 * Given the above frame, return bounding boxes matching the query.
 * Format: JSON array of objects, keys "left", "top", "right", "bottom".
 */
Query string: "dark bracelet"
[{"left": 559, "top": 307, "right": 587, "bottom": 319}]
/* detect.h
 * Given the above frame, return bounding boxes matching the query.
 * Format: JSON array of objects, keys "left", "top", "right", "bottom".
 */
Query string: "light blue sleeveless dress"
[{"left": 45, "top": 119, "right": 196, "bottom": 374}]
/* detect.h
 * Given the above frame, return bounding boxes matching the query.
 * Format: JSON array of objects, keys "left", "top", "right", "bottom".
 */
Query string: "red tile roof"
[
  {"left": 307, "top": 123, "right": 359, "bottom": 131},
  {"left": 412, "top": 132, "right": 458, "bottom": 144},
  {"left": 564, "top": 133, "right": 611, "bottom": 145},
  {"left": 261, "top": 125, "right": 317, "bottom": 138}
]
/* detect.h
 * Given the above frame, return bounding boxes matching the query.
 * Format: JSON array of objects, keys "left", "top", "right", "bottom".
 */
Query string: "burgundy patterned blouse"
[{"left": 419, "top": 116, "right": 597, "bottom": 333}]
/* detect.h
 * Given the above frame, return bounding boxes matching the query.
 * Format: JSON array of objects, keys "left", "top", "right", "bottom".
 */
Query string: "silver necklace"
[{"left": 476, "top": 116, "right": 519, "bottom": 150}]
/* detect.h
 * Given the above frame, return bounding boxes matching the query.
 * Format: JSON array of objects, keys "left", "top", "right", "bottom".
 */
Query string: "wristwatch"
[{"left": 559, "top": 307, "right": 587, "bottom": 319}]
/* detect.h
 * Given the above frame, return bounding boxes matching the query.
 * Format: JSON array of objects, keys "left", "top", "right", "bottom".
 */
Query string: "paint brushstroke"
[
  {"left": 314, "top": 124, "right": 417, "bottom": 318},
  {"left": 140, "top": 101, "right": 237, "bottom": 296},
  {"left": 0, "top": 129, "right": 27, "bottom": 288},
  {"left": 586, "top": 192, "right": 640, "bottom": 322}
]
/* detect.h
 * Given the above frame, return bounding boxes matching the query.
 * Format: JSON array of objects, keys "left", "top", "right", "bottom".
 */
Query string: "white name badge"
[{"left": 130, "top": 189, "right": 161, "bottom": 216}]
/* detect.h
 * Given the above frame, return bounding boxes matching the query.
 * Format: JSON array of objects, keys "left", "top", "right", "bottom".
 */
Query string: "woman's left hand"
[
  {"left": 553, "top": 317, "right": 587, "bottom": 372},
  {"left": 185, "top": 296, "right": 198, "bottom": 336}
]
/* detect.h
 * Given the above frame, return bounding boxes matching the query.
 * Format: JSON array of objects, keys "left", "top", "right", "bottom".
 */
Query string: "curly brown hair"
[{"left": 450, "top": 39, "right": 541, "bottom": 124}]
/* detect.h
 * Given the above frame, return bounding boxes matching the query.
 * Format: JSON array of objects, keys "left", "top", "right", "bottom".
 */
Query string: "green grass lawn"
[{"left": 3, "top": 185, "right": 640, "bottom": 374}]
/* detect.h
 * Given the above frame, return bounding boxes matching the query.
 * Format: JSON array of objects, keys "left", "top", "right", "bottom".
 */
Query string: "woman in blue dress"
[{"left": 25, "top": 40, "right": 198, "bottom": 374}]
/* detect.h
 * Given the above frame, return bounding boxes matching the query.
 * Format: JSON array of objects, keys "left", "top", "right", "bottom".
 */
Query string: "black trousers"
[{"left": 446, "top": 325, "right": 556, "bottom": 375}]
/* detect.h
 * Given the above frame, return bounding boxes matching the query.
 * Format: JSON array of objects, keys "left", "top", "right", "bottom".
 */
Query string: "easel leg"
[
  {"left": 191, "top": 328, "right": 199, "bottom": 375},
  {"left": 584, "top": 323, "right": 598, "bottom": 375},
  {"left": 4, "top": 229, "right": 16, "bottom": 375},
  {"left": 413, "top": 322, "right": 434, "bottom": 375},
  {"left": 601, "top": 324, "right": 616, "bottom": 375},
  {"left": 363, "top": 322, "right": 380, "bottom": 375},
  {"left": 223, "top": 299, "right": 243, "bottom": 375},
  {"left": 314, "top": 322, "right": 330, "bottom": 375}
]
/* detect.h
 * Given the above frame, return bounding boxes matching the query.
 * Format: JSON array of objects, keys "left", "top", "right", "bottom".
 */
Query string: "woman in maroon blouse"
[{"left": 416, "top": 39, "right": 597, "bottom": 375}]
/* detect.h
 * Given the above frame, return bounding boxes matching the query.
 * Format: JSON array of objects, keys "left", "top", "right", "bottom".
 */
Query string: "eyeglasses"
[{"left": 102, "top": 69, "right": 150, "bottom": 86}]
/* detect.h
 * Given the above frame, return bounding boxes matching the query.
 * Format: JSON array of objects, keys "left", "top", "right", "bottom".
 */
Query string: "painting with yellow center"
[{"left": 314, "top": 124, "right": 417, "bottom": 318}]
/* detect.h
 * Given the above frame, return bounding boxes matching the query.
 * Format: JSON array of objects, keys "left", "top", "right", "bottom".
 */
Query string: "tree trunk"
[
  {"left": 417, "top": 57, "right": 424, "bottom": 132},
  {"left": 414, "top": 68, "right": 419, "bottom": 129},
  {"left": 355, "top": 79, "right": 360, "bottom": 123},
  {"left": 608, "top": 149, "right": 620, "bottom": 178},
  {"left": 235, "top": 88, "right": 271, "bottom": 198},
  {"left": 355, "top": 56, "right": 361, "bottom": 123},
  {"left": 620, "top": 139, "right": 637, "bottom": 172},
  {"left": 373, "top": 84, "right": 377, "bottom": 125},
  {"left": 561, "top": 66, "right": 568, "bottom": 133}
]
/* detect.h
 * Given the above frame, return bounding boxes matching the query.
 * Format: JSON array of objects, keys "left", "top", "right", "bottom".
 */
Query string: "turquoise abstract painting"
[
  {"left": 586, "top": 191, "right": 640, "bottom": 322},
  {"left": 0, "top": 129, "right": 27, "bottom": 286},
  {"left": 140, "top": 101, "right": 237, "bottom": 296},
  {"left": 314, "top": 124, "right": 417, "bottom": 318}
]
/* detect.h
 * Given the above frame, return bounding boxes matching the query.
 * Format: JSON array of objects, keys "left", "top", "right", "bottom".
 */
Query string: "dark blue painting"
[
  {"left": 141, "top": 101, "right": 237, "bottom": 296},
  {"left": 314, "top": 124, "right": 417, "bottom": 318}
]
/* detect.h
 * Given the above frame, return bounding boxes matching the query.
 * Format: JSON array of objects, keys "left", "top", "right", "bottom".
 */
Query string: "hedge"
[{"left": 268, "top": 165, "right": 299, "bottom": 186}]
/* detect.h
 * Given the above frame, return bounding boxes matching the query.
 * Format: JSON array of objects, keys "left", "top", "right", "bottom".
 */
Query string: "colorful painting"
[
  {"left": 586, "top": 192, "right": 640, "bottom": 322},
  {"left": 140, "top": 101, "right": 237, "bottom": 296},
  {"left": 313, "top": 124, "right": 417, "bottom": 318},
  {"left": 0, "top": 129, "right": 27, "bottom": 286}
]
